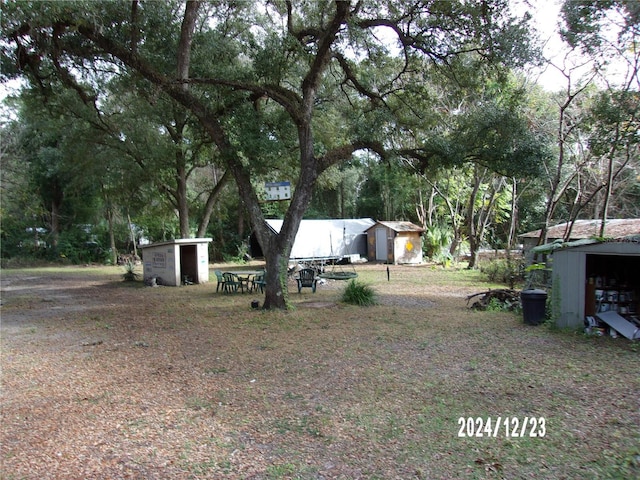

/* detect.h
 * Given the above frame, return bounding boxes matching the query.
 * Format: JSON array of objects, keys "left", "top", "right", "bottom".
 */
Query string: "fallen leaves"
[{"left": 1, "top": 265, "right": 638, "bottom": 479}]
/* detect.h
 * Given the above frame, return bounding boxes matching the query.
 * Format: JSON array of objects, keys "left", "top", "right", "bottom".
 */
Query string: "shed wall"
[
  {"left": 143, "top": 243, "right": 180, "bottom": 286},
  {"left": 553, "top": 250, "right": 586, "bottom": 328},
  {"left": 367, "top": 229, "right": 376, "bottom": 261},
  {"left": 366, "top": 226, "right": 423, "bottom": 264},
  {"left": 552, "top": 242, "right": 640, "bottom": 329},
  {"left": 142, "top": 238, "right": 212, "bottom": 286},
  {"left": 394, "top": 232, "right": 423, "bottom": 264},
  {"left": 195, "top": 242, "right": 210, "bottom": 283}
]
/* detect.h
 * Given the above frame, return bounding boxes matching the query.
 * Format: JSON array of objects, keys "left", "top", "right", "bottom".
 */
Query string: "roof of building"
[
  {"left": 520, "top": 219, "right": 640, "bottom": 239},
  {"left": 532, "top": 234, "right": 640, "bottom": 254},
  {"left": 367, "top": 221, "right": 425, "bottom": 233},
  {"left": 141, "top": 238, "right": 212, "bottom": 249}
]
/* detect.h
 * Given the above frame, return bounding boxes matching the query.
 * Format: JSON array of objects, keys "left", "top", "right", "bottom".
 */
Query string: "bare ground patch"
[{"left": 1, "top": 264, "right": 638, "bottom": 479}]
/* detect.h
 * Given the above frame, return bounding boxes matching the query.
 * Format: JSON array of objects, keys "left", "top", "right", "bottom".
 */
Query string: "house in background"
[
  {"left": 250, "top": 218, "right": 375, "bottom": 262},
  {"left": 365, "top": 221, "right": 425, "bottom": 264}
]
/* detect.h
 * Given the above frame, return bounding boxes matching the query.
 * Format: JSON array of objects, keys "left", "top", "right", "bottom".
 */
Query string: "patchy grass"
[{"left": 1, "top": 263, "right": 638, "bottom": 479}]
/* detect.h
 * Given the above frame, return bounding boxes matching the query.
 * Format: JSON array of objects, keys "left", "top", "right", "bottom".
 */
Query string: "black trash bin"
[{"left": 521, "top": 289, "right": 548, "bottom": 325}]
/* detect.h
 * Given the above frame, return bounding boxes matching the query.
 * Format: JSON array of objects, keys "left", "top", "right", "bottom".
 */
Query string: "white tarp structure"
[{"left": 265, "top": 218, "right": 375, "bottom": 260}]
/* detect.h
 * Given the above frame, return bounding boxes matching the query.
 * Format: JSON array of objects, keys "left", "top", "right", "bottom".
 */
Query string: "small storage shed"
[
  {"left": 550, "top": 236, "right": 640, "bottom": 329},
  {"left": 366, "top": 221, "right": 424, "bottom": 264},
  {"left": 141, "top": 238, "right": 212, "bottom": 286}
]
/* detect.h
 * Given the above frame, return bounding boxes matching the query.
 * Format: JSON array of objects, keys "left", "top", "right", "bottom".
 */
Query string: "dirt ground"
[{"left": 1, "top": 264, "right": 639, "bottom": 479}]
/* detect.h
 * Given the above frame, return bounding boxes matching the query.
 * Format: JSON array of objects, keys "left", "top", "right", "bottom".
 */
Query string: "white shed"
[
  {"left": 141, "top": 238, "right": 212, "bottom": 286},
  {"left": 550, "top": 236, "right": 640, "bottom": 330}
]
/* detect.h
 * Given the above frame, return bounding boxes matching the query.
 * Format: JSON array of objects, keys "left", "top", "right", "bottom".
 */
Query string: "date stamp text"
[{"left": 457, "top": 417, "right": 546, "bottom": 438}]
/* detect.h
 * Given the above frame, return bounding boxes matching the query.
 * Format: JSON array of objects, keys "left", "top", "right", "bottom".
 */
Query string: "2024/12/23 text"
[{"left": 457, "top": 417, "right": 546, "bottom": 438}]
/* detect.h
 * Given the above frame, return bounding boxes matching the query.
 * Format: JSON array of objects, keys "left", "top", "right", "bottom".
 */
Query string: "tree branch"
[
  {"left": 188, "top": 77, "right": 304, "bottom": 125},
  {"left": 333, "top": 52, "right": 385, "bottom": 105},
  {"left": 177, "top": 0, "right": 200, "bottom": 90},
  {"left": 301, "top": 1, "right": 351, "bottom": 112},
  {"left": 317, "top": 140, "right": 386, "bottom": 173}
]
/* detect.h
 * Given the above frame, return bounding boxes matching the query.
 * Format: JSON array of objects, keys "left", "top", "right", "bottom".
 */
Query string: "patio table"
[{"left": 229, "top": 271, "right": 263, "bottom": 292}]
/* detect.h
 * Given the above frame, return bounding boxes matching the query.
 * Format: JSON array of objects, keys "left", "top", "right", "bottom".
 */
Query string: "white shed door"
[{"left": 375, "top": 228, "right": 387, "bottom": 261}]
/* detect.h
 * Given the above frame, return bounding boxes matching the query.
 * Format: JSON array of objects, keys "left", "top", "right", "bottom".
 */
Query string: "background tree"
[
  {"left": 530, "top": 0, "right": 640, "bottom": 244},
  {"left": 0, "top": 109, "right": 47, "bottom": 259},
  {"left": 12, "top": 90, "right": 108, "bottom": 258},
  {"left": 583, "top": 89, "right": 640, "bottom": 234},
  {"left": 396, "top": 66, "right": 550, "bottom": 266}
]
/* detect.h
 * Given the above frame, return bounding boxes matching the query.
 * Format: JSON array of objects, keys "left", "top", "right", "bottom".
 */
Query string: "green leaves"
[{"left": 341, "top": 279, "right": 377, "bottom": 306}]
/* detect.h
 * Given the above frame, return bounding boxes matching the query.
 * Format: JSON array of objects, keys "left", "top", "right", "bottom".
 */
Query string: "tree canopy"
[
  {"left": 3, "top": 1, "right": 637, "bottom": 306},
  {"left": 2, "top": 0, "right": 539, "bottom": 307}
]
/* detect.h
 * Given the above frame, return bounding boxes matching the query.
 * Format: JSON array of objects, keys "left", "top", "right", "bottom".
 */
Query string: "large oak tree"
[{"left": 3, "top": 0, "right": 534, "bottom": 308}]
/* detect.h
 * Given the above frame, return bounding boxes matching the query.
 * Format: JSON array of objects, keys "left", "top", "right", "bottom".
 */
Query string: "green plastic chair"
[
  {"left": 222, "top": 272, "right": 242, "bottom": 293},
  {"left": 296, "top": 268, "right": 317, "bottom": 293},
  {"left": 214, "top": 270, "right": 226, "bottom": 292},
  {"left": 251, "top": 270, "right": 267, "bottom": 293}
]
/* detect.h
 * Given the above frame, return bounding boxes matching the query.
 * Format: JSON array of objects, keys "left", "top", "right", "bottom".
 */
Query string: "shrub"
[
  {"left": 122, "top": 260, "right": 141, "bottom": 282},
  {"left": 480, "top": 258, "right": 525, "bottom": 288},
  {"left": 222, "top": 240, "right": 250, "bottom": 264},
  {"left": 423, "top": 224, "right": 453, "bottom": 260},
  {"left": 341, "top": 279, "right": 377, "bottom": 306},
  {"left": 433, "top": 250, "right": 454, "bottom": 268}
]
